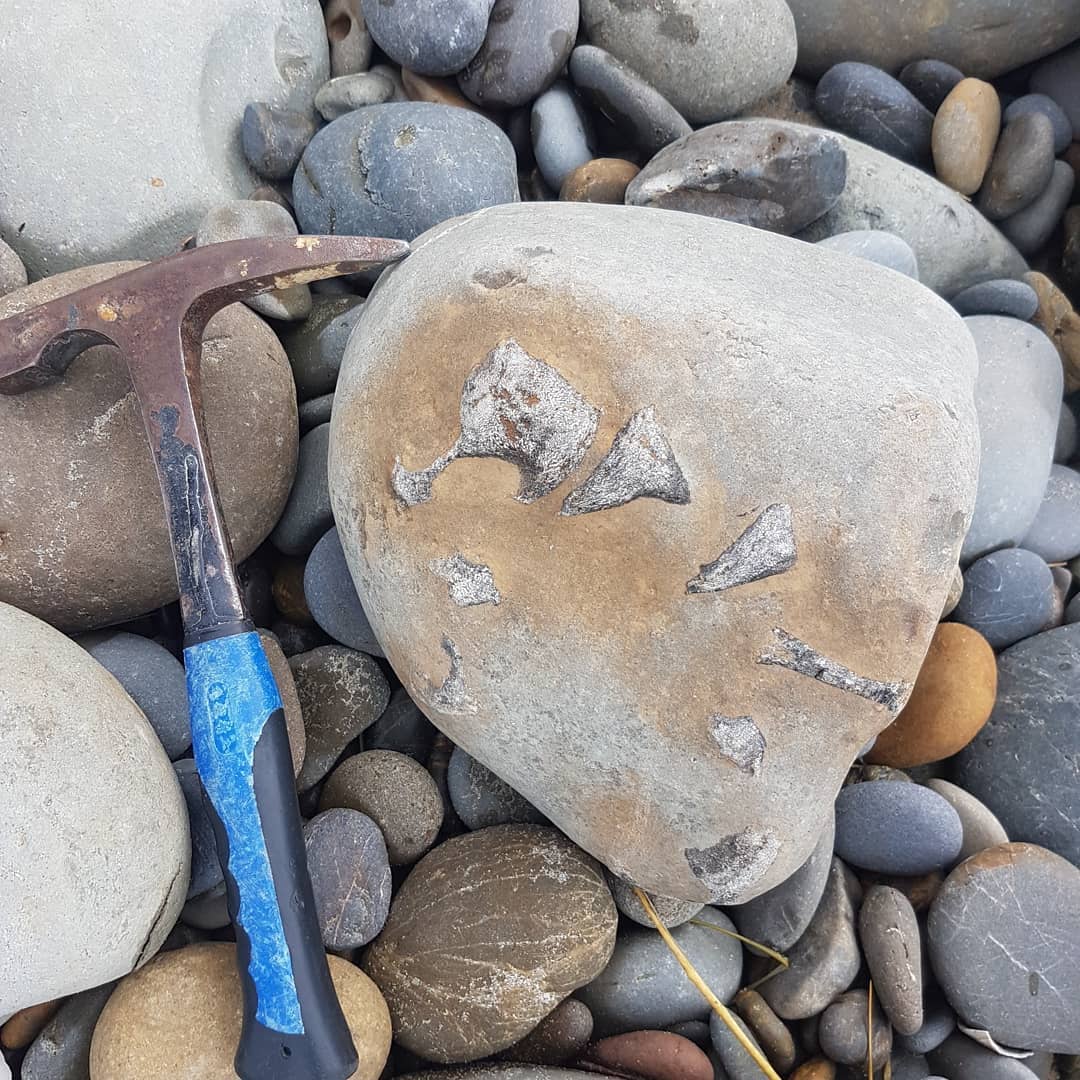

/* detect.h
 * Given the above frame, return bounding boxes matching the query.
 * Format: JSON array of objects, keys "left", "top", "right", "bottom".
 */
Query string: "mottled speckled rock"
[
  {"left": 928, "top": 843, "right": 1080, "bottom": 1052},
  {"left": 626, "top": 119, "right": 847, "bottom": 235},
  {"left": 796, "top": 124, "right": 1026, "bottom": 295},
  {"left": 364, "top": 825, "right": 616, "bottom": 1062},
  {"left": 858, "top": 886, "right": 923, "bottom": 1035},
  {"left": 950, "top": 279, "right": 1039, "bottom": 320},
  {"left": 580, "top": 0, "right": 797, "bottom": 124},
  {"left": 90, "top": 943, "right": 391, "bottom": 1080},
  {"left": 960, "top": 316, "right": 1062, "bottom": 562},
  {"left": 953, "top": 548, "right": 1057, "bottom": 649},
  {"left": 0, "top": 602, "right": 189, "bottom": 1015},
  {"left": 578, "top": 907, "right": 742, "bottom": 1035},
  {"left": 361, "top": 0, "right": 492, "bottom": 77},
  {"left": 977, "top": 112, "right": 1057, "bottom": 222},
  {"left": 0, "top": 0, "right": 328, "bottom": 277},
  {"left": 325, "top": 0, "right": 371, "bottom": 77},
  {"left": 329, "top": 200, "right": 979, "bottom": 903},
  {"left": 0, "top": 263, "right": 298, "bottom": 631},
  {"left": 293, "top": 103, "right": 518, "bottom": 243},
  {"left": 786, "top": 0, "right": 1080, "bottom": 80},
  {"left": 1021, "top": 464, "right": 1080, "bottom": 562},
  {"left": 304, "top": 526, "right": 385, "bottom": 655},
  {"left": 815, "top": 230, "right": 918, "bottom": 279},
  {"left": 448, "top": 745, "right": 545, "bottom": 830},
  {"left": 954, "top": 624, "right": 1080, "bottom": 866},
  {"left": 606, "top": 873, "right": 704, "bottom": 928},
  {"left": 499, "top": 999, "right": 594, "bottom": 1065},
  {"left": 932, "top": 79, "right": 1001, "bottom": 195}
]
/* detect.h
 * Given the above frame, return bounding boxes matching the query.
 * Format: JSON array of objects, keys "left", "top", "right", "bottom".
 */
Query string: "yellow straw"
[
  {"left": 688, "top": 917, "right": 790, "bottom": 968},
  {"left": 633, "top": 888, "right": 782, "bottom": 1080}
]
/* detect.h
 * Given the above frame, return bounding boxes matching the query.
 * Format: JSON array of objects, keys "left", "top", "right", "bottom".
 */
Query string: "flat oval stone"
[
  {"left": 281, "top": 295, "right": 364, "bottom": 400},
  {"left": 928, "top": 843, "right": 1080, "bottom": 1053},
  {"left": 448, "top": 745, "right": 546, "bottom": 830},
  {"left": 569, "top": 45, "right": 691, "bottom": 157},
  {"left": 866, "top": 623, "right": 996, "bottom": 768},
  {"left": 498, "top": 998, "right": 594, "bottom": 1065},
  {"left": 899, "top": 60, "right": 965, "bottom": 112},
  {"left": 589, "top": 1030, "right": 714, "bottom": 1080},
  {"left": 364, "top": 825, "right": 617, "bottom": 1062},
  {"left": 818, "top": 989, "right": 892, "bottom": 1067},
  {"left": 607, "top": 874, "right": 704, "bottom": 929},
  {"left": 459, "top": 0, "right": 578, "bottom": 109},
  {"left": 977, "top": 111, "right": 1057, "bottom": 221},
  {"left": 925, "top": 779, "right": 1008, "bottom": 863},
  {"left": 577, "top": 907, "right": 742, "bottom": 1035},
  {"left": 580, "top": 0, "right": 797, "bottom": 124},
  {"left": 954, "top": 624, "right": 1080, "bottom": 866},
  {"left": 241, "top": 102, "right": 317, "bottom": 180},
  {"left": 293, "top": 103, "right": 518, "bottom": 242},
  {"left": 953, "top": 548, "right": 1057, "bottom": 649},
  {"left": 531, "top": 81, "right": 595, "bottom": 191},
  {"left": 733, "top": 989, "right": 797, "bottom": 1074},
  {"left": 560, "top": 158, "right": 640, "bottom": 203},
  {"left": 361, "top": 0, "right": 492, "bottom": 77},
  {"left": 271, "top": 422, "right": 332, "bottom": 556},
  {"left": 1021, "top": 463, "right": 1080, "bottom": 562},
  {"left": 815, "top": 230, "right": 918, "bottom": 279},
  {"left": 815, "top": 62, "right": 933, "bottom": 163},
  {"left": 299, "top": 392, "right": 334, "bottom": 433},
  {"left": 929, "top": 1032, "right": 1042, "bottom": 1079},
  {"left": 950, "top": 279, "right": 1039, "bottom": 320},
  {"left": 960, "top": 316, "right": 1062, "bottom": 561},
  {"left": 834, "top": 781, "right": 963, "bottom": 874},
  {"left": 1004, "top": 93, "right": 1073, "bottom": 154},
  {"left": 932, "top": 78, "right": 1001, "bottom": 196},
  {"left": 626, "top": 119, "right": 847, "bottom": 234},
  {"left": 1000, "top": 160, "right": 1076, "bottom": 256},
  {"left": 758, "top": 859, "right": 862, "bottom": 1021},
  {"left": 858, "top": 885, "right": 923, "bottom": 1035},
  {"left": 1030, "top": 41, "right": 1080, "bottom": 132},
  {"left": 303, "top": 526, "right": 385, "bottom": 655},
  {"left": 314, "top": 71, "right": 395, "bottom": 120}
]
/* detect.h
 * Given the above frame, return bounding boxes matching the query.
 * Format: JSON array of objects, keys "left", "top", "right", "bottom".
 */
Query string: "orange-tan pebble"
[
  {"left": 1, "top": 999, "right": 61, "bottom": 1050},
  {"left": 560, "top": 158, "right": 641, "bottom": 203},
  {"left": 932, "top": 78, "right": 1001, "bottom": 195}
]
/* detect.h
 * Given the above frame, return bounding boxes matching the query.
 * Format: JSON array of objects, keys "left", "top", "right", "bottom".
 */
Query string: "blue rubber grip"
[{"left": 185, "top": 632, "right": 303, "bottom": 1033}]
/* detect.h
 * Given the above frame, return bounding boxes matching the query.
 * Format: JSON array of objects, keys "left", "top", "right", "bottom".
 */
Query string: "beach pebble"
[
  {"left": 299, "top": 392, "right": 334, "bottom": 432},
  {"left": 927, "top": 780, "right": 1010, "bottom": 863},
  {"left": 448, "top": 746, "right": 545, "bottom": 830},
  {"left": 815, "top": 62, "right": 933, "bottom": 163},
  {"left": 315, "top": 71, "right": 395, "bottom": 120},
  {"left": 1004, "top": 93, "right": 1073, "bottom": 154},
  {"left": 173, "top": 759, "right": 224, "bottom": 899},
  {"left": 569, "top": 46, "right": 691, "bottom": 156},
  {"left": 954, "top": 548, "right": 1056, "bottom": 649},
  {"left": 866, "top": 623, "right": 996, "bottom": 768},
  {"left": 834, "top": 781, "right": 963, "bottom": 874},
  {"left": 899, "top": 60, "right": 965, "bottom": 111},
  {"left": 606, "top": 874, "right": 704, "bottom": 929},
  {"left": 293, "top": 103, "right": 518, "bottom": 242},
  {"left": 1000, "top": 160, "right": 1076, "bottom": 255},
  {"left": 320, "top": 749, "right": 442, "bottom": 864},
  {"left": 1057, "top": 401, "right": 1078, "bottom": 463},
  {"left": 325, "top": 0, "right": 372, "bottom": 77},
  {"left": 977, "top": 111, "right": 1057, "bottom": 221},
  {"left": 459, "top": 0, "right": 578, "bottom": 109},
  {"left": 532, "top": 82, "right": 595, "bottom": 191},
  {"left": 928, "top": 843, "right": 1080, "bottom": 1053},
  {"left": 303, "top": 808, "right": 391, "bottom": 949},
  {"left": 304, "top": 526, "right": 384, "bottom": 655},
  {"left": 402, "top": 69, "right": 485, "bottom": 112},
  {"left": 79, "top": 631, "right": 190, "bottom": 758},
  {"left": 815, "top": 230, "right": 918, "bottom": 278},
  {"left": 954, "top": 624, "right": 1080, "bottom": 866},
  {"left": 365, "top": 690, "right": 437, "bottom": 763},
  {"left": 241, "top": 103, "right": 317, "bottom": 180},
  {"left": 591, "top": 1031, "right": 714, "bottom": 1080},
  {"left": 361, "top": 0, "right": 492, "bottom": 77},
  {"left": 0, "top": 237, "right": 27, "bottom": 297},
  {"left": 818, "top": 990, "right": 892, "bottom": 1067},
  {"left": 626, "top": 119, "right": 847, "bottom": 234},
  {"left": 942, "top": 565, "right": 965, "bottom": 617},
  {"left": 961, "top": 316, "right": 1062, "bottom": 561},
  {"left": 578, "top": 908, "right": 742, "bottom": 1035},
  {"left": 281, "top": 295, "right": 364, "bottom": 401},
  {"left": 895, "top": 996, "right": 957, "bottom": 1056},
  {"left": 710, "top": 1011, "right": 768, "bottom": 1080},
  {"left": 1030, "top": 41, "right": 1080, "bottom": 132},
  {"left": 929, "top": 1032, "right": 1042, "bottom": 1079},
  {"left": 560, "top": 158, "right": 639, "bottom": 203},
  {"left": 499, "top": 999, "right": 594, "bottom": 1065},
  {"left": 271, "top": 422, "right": 332, "bottom": 556},
  {"left": 1027, "top": 270, "right": 1080, "bottom": 393},
  {"left": 1021, "top": 464, "right": 1080, "bottom": 562},
  {"left": 733, "top": 989, "right": 797, "bottom": 1074},
  {"left": 257, "top": 628, "right": 307, "bottom": 777},
  {"left": 950, "top": 279, "right": 1039, "bottom": 320},
  {"left": 291, "top": 644, "right": 390, "bottom": 790},
  {"left": 932, "top": 78, "right": 1000, "bottom": 195},
  {"left": 858, "top": 886, "right": 923, "bottom": 1035},
  {"left": 20, "top": 983, "right": 115, "bottom": 1080},
  {"left": 364, "top": 825, "right": 616, "bottom": 1062}
]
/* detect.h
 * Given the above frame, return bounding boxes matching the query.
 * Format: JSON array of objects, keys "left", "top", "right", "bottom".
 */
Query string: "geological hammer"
[{"left": 0, "top": 235, "right": 408, "bottom": 1079}]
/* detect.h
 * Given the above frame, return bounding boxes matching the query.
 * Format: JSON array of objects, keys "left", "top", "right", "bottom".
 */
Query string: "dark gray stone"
[
  {"left": 816, "top": 229, "right": 918, "bottom": 278},
  {"left": 818, "top": 989, "right": 892, "bottom": 1067},
  {"left": 895, "top": 995, "right": 957, "bottom": 1056},
  {"left": 1000, "top": 160, "right": 1076, "bottom": 256},
  {"left": 364, "top": 689, "right": 437, "bottom": 763},
  {"left": 20, "top": 981, "right": 116, "bottom": 1080},
  {"left": 1021, "top": 464, "right": 1080, "bottom": 562},
  {"left": 270, "top": 618, "right": 329, "bottom": 657},
  {"left": 1030, "top": 42, "right": 1080, "bottom": 132},
  {"left": 299, "top": 392, "right": 334, "bottom": 433},
  {"left": 729, "top": 812, "right": 834, "bottom": 952},
  {"left": 1068, "top": 593, "right": 1080, "bottom": 623},
  {"left": 448, "top": 745, "right": 546, "bottom": 830},
  {"left": 833, "top": 780, "right": 963, "bottom": 874},
  {"left": 814, "top": 62, "right": 933, "bottom": 163},
  {"left": 270, "top": 422, "right": 331, "bottom": 556},
  {"left": 531, "top": 81, "right": 595, "bottom": 191},
  {"left": 976, "top": 112, "right": 1056, "bottom": 222},
  {"left": 709, "top": 1011, "right": 766, "bottom": 1080},
  {"left": 569, "top": 45, "right": 691, "bottom": 157},
  {"left": 926, "top": 779, "right": 1009, "bottom": 863},
  {"left": 241, "top": 102, "right": 317, "bottom": 181},
  {"left": 605, "top": 873, "right": 704, "bottom": 929},
  {"left": 891, "top": 1055, "right": 934, "bottom": 1080},
  {"left": 459, "top": 0, "right": 578, "bottom": 109},
  {"left": 953, "top": 547, "right": 1056, "bottom": 650},
  {"left": 174, "top": 758, "right": 224, "bottom": 899},
  {"left": 1003, "top": 94, "right": 1073, "bottom": 154},
  {"left": 954, "top": 624, "right": 1080, "bottom": 866},
  {"left": 304, "top": 526, "right": 384, "bottom": 656},
  {"left": 303, "top": 807, "right": 391, "bottom": 948},
  {"left": 1057, "top": 401, "right": 1078, "bottom": 464},
  {"left": 950, "top": 279, "right": 1039, "bottom": 320},
  {"left": 929, "top": 843, "right": 1080, "bottom": 1052},
  {"left": 758, "top": 858, "right": 862, "bottom": 1021},
  {"left": 858, "top": 885, "right": 923, "bottom": 1035},
  {"left": 625, "top": 119, "right": 847, "bottom": 235},
  {"left": 361, "top": 0, "right": 493, "bottom": 77},
  {"left": 293, "top": 103, "right": 518, "bottom": 243},
  {"left": 280, "top": 295, "right": 363, "bottom": 401},
  {"left": 80, "top": 630, "right": 190, "bottom": 759},
  {"left": 576, "top": 907, "right": 743, "bottom": 1035},
  {"left": 898, "top": 59, "right": 965, "bottom": 112}
]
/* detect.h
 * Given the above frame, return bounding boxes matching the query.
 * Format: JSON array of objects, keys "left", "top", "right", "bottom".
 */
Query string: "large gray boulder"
[
  {"left": 796, "top": 123, "right": 1026, "bottom": 295},
  {"left": 0, "top": 0, "right": 328, "bottom": 277},
  {"left": 328, "top": 202, "right": 979, "bottom": 903},
  {"left": 0, "top": 602, "right": 189, "bottom": 1015}
]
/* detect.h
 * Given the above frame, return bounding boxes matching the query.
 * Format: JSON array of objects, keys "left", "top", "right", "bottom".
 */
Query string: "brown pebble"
[
  {"left": 1026, "top": 269, "right": 1080, "bottom": 392},
  {"left": 401, "top": 68, "right": 485, "bottom": 114},
  {"left": 585, "top": 1030, "right": 714, "bottom": 1080},
  {"left": 1, "top": 999, "right": 61, "bottom": 1049},
  {"left": 734, "top": 988, "right": 797, "bottom": 1074},
  {"left": 932, "top": 78, "right": 1001, "bottom": 195},
  {"left": 272, "top": 556, "right": 314, "bottom": 625},
  {"left": 866, "top": 623, "right": 996, "bottom": 768},
  {"left": 859, "top": 869, "right": 943, "bottom": 913},
  {"left": 560, "top": 158, "right": 641, "bottom": 203},
  {"left": 790, "top": 1058, "right": 836, "bottom": 1080},
  {"left": 499, "top": 998, "right": 594, "bottom": 1064},
  {"left": 256, "top": 628, "right": 306, "bottom": 777}
]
